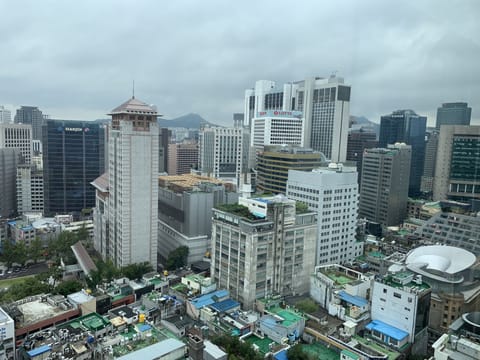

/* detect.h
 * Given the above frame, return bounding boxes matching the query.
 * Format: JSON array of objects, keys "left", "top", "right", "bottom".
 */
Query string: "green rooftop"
[
  {"left": 324, "top": 271, "right": 356, "bottom": 285},
  {"left": 303, "top": 343, "right": 340, "bottom": 360},
  {"left": 353, "top": 335, "right": 401, "bottom": 360},
  {"left": 368, "top": 251, "right": 385, "bottom": 259},
  {"left": 383, "top": 272, "right": 430, "bottom": 292},
  {"left": 268, "top": 307, "right": 304, "bottom": 326},
  {"left": 58, "top": 312, "right": 110, "bottom": 332},
  {"left": 243, "top": 335, "right": 276, "bottom": 355}
]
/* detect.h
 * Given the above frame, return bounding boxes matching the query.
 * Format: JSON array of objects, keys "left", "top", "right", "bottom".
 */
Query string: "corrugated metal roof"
[
  {"left": 116, "top": 338, "right": 184, "bottom": 360},
  {"left": 366, "top": 320, "right": 408, "bottom": 341}
]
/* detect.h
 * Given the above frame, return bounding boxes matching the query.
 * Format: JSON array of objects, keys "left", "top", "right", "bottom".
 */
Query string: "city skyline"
[{"left": 0, "top": 0, "right": 478, "bottom": 126}]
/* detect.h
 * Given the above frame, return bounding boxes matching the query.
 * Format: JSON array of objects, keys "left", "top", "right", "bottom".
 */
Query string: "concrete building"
[
  {"left": 0, "top": 148, "right": 21, "bottom": 218},
  {"left": 404, "top": 245, "right": 480, "bottom": 334},
  {"left": 93, "top": 97, "right": 159, "bottom": 268},
  {"left": 0, "top": 123, "right": 32, "bottom": 164},
  {"left": 359, "top": 144, "right": 411, "bottom": 227},
  {"left": 157, "top": 173, "right": 238, "bottom": 265},
  {"left": 14, "top": 106, "right": 45, "bottom": 142},
  {"left": 198, "top": 126, "right": 249, "bottom": 188},
  {"left": 310, "top": 264, "right": 374, "bottom": 324},
  {"left": 433, "top": 125, "right": 480, "bottom": 208},
  {"left": 379, "top": 110, "right": 426, "bottom": 196},
  {"left": 43, "top": 120, "right": 105, "bottom": 215},
  {"left": 0, "top": 307, "right": 15, "bottom": 360},
  {"left": 158, "top": 127, "right": 171, "bottom": 173},
  {"left": 0, "top": 105, "right": 11, "bottom": 124},
  {"left": 244, "top": 75, "right": 351, "bottom": 162},
  {"left": 251, "top": 110, "right": 304, "bottom": 153},
  {"left": 436, "top": 102, "right": 471, "bottom": 129},
  {"left": 420, "top": 129, "right": 439, "bottom": 195},
  {"left": 370, "top": 271, "right": 431, "bottom": 347},
  {"left": 167, "top": 142, "right": 198, "bottom": 175},
  {"left": 287, "top": 164, "right": 362, "bottom": 265},
  {"left": 211, "top": 195, "right": 317, "bottom": 309},
  {"left": 16, "top": 163, "right": 44, "bottom": 214},
  {"left": 256, "top": 145, "right": 325, "bottom": 194},
  {"left": 414, "top": 210, "right": 480, "bottom": 255},
  {"left": 346, "top": 128, "right": 377, "bottom": 184}
]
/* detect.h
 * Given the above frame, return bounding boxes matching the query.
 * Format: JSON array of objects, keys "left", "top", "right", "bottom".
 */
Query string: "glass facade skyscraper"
[
  {"left": 379, "top": 110, "right": 426, "bottom": 197},
  {"left": 436, "top": 102, "right": 471, "bottom": 129},
  {"left": 43, "top": 120, "right": 104, "bottom": 215}
]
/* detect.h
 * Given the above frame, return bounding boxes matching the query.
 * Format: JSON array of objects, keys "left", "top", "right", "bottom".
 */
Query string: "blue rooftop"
[
  {"left": 338, "top": 291, "right": 368, "bottom": 307},
  {"left": 137, "top": 324, "right": 151, "bottom": 332},
  {"left": 366, "top": 320, "right": 409, "bottom": 341},
  {"left": 210, "top": 298, "right": 240, "bottom": 313},
  {"left": 27, "top": 345, "right": 51, "bottom": 357},
  {"left": 191, "top": 289, "right": 229, "bottom": 309},
  {"left": 253, "top": 198, "right": 271, "bottom": 204},
  {"left": 274, "top": 350, "right": 288, "bottom": 360}
]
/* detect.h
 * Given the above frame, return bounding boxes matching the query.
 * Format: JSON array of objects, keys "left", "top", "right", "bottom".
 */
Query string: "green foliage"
[
  {"left": 215, "top": 204, "right": 259, "bottom": 220},
  {"left": 29, "top": 237, "right": 44, "bottom": 263},
  {"left": 0, "top": 277, "right": 51, "bottom": 303},
  {"left": 54, "top": 279, "right": 83, "bottom": 296},
  {"left": 211, "top": 335, "right": 263, "bottom": 360},
  {"left": 166, "top": 246, "right": 189, "bottom": 271},
  {"left": 287, "top": 344, "right": 315, "bottom": 360},
  {"left": 295, "top": 298, "right": 318, "bottom": 314},
  {"left": 295, "top": 201, "right": 309, "bottom": 214},
  {"left": 121, "top": 262, "right": 153, "bottom": 280}
]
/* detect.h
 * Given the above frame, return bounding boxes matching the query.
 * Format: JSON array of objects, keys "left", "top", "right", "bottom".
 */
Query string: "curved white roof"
[{"left": 406, "top": 245, "right": 476, "bottom": 275}]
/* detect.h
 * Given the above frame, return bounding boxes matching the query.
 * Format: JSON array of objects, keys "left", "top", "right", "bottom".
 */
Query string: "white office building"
[
  {"left": 0, "top": 106, "right": 11, "bottom": 124},
  {"left": 287, "top": 164, "right": 362, "bottom": 265},
  {"left": 251, "top": 110, "right": 304, "bottom": 153},
  {"left": 198, "top": 126, "right": 249, "bottom": 188},
  {"left": 0, "top": 123, "right": 32, "bottom": 164},
  {"left": 92, "top": 97, "right": 159, "bottom": 268},
  {"left": 16, "top": 164, "right": 44, "bottom": 214},
  {"left": 245, "top": 75, "right": 351, "bottom": 162}
]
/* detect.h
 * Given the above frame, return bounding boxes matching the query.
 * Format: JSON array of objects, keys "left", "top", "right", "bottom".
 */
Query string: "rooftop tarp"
[
  {"left": 338, "top": 291, "right": 368, "bottom": 307},
  {"left": 366, "top": 320, "right": 409, "bottom": 341}
]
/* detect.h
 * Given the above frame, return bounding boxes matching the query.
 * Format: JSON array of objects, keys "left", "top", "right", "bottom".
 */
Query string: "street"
[{"left": 0, "top": 262, "right": 49, "bottom": 280}]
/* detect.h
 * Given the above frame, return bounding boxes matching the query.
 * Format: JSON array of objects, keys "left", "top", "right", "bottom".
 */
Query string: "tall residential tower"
[{"left": 93, "top": 97, "right": 159, "bottom": 268}]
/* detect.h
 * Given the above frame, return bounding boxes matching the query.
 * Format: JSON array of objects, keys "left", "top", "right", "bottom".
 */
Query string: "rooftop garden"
[{"left": 215, "top": 203, "right": 261, "bottom": 221}]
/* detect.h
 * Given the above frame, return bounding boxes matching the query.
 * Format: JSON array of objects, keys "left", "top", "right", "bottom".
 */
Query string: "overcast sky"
[{"left": 1, "top": 0, "right": 479, "bottom": 126}]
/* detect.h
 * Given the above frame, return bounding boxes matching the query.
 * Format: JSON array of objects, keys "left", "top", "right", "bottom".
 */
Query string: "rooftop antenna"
[{"left": 132, "top": 80, "right": 135, "bottom": 99}]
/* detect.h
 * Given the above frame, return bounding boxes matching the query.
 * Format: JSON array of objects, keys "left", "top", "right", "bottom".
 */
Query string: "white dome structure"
[{"left": 405, "top": 245, "right": 476, "bottom": 284}]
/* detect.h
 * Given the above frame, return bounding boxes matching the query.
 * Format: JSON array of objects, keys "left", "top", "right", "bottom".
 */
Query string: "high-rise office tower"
[
  {"left": 167, "top": 142, "right": 198, "bottom": 175},
  {"left": 420, "top": 129, "right": 439, "bottom": 195},
  {"left": 433, "top": 125, "right": 480, "bottom": 207},
  {"left": 0, "top": 124, "right": 32, "bottom": 164},
  {"left": 93, "top": 97, "right": 159, "bottom": 268},
  {"left": 257, "top": 145, "right": 325, "bottom": 194},
  {"left": 43, "top": 120, "right": 104, "bottom": 215},
  {"left": 379, "top": 110, "right": 426, "bottom": 196},
  {"left": 436, "top": 102, "right": 471, "bottom": 129},
  {"left": 244, "top": 75, "right": 351, "bottom": 162},
  {"left": 359, "top": 144, "right": 412, "bottom": 226},
  {"left": 16, "top": 163, "right": 44, "bottom": 214},
  {"left": 251, "top": 110, "right": 304, "bottom": 153},
  {"left": 346, "top": 128, "right": 377, "bottom": 183},
  {"left": 0, "top": 148, "right": 21, "bottom": 218},
  {"left": 0, "top": 106, "right": 11, "bottom": 124},
  {"left": 158, "top": 128, "right": 171, "bottom": 173},
  {"left": 211, "top": 196, "right": 317, "bottom": 309},
  {"left": 14, "top": 106, "right": 45, "bottom": 141},
  {"left": 287, "top": 164, "right": 363, "bottom": 265},
  {"left": 198, "top": 127, "right": 249, "bottom": 187}
]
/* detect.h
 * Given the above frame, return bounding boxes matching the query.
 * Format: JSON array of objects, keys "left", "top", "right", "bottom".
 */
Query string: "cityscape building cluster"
[{"left": 0, "top": 74, "right": 478, "bottom": 359}]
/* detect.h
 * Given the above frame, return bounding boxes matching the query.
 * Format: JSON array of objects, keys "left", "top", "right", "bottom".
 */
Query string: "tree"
[
  {"left": 121, "top": 262, "right": 153, "bottom": 280},
  {"left": 295, "top": 299, "right": 317, "bottom": 314},
  {"left": 1, "top": 240, "right": 17, "bottom": 268},
  {"left": 166, "top": 246, "right": 189, "bottom": 270},
  {"left": 54, "top": 279, "right": 83, "bottom": 296},
  {"left": 287, "top": 344, "right": 314, "bottom": 360},
  {"left": 29, "top": 237, "right": 44, "bottom": 263},
  {"left": 14, "top": 242, "right": 28, "bottom": 266}
]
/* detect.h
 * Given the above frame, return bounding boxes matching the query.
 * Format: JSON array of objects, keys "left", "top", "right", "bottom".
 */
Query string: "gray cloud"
[{"left": 0, "top": 0, "right": 479, "bottom": 125}]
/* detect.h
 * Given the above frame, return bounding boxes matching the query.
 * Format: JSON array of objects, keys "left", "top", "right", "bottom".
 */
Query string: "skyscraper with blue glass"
[
  {"left": 379, "top": 110, "right": 426, "bottom": 197},
  {"left": 43, "top": 120, "right": 104, "bottom": 215}
]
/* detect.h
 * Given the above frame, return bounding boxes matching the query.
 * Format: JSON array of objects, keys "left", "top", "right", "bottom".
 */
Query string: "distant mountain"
[
  {"left": 158, "top": 113, "right": 215, "bottom": 129},
  {"left": 350, "top": 115, "right": 380, "bottom": 137}
]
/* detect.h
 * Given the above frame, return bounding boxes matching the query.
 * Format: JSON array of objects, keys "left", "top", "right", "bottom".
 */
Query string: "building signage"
[{"left": 256, "top": 110, "right": 302, "bottom": 118}]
